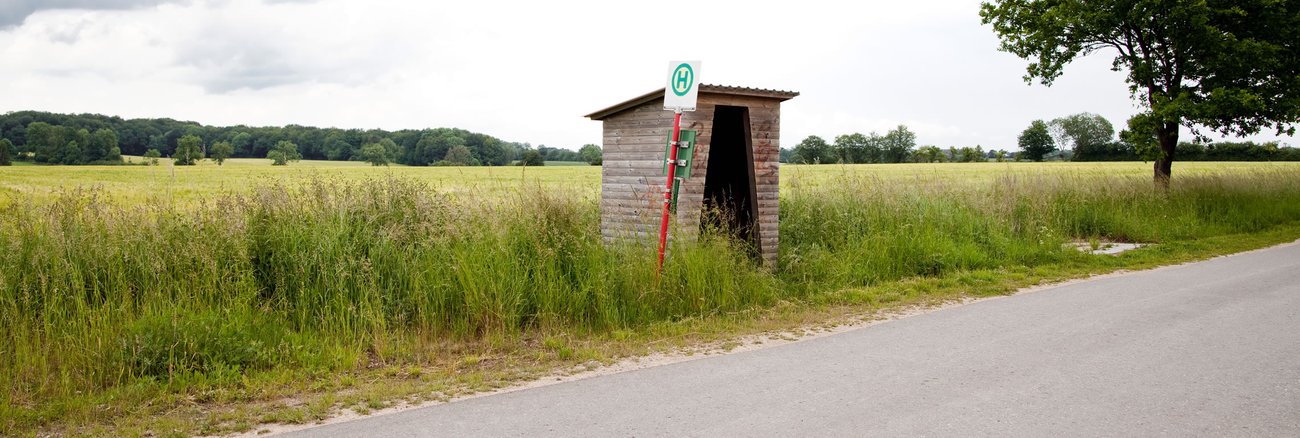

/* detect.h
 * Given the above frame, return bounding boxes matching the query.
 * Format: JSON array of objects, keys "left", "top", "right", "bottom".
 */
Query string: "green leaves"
[
  {"left": 1018, "top": 119, "right": 1056, "bottom": 161},
  {"left": 358, "top": 142, "right": 390, "bottom": 166},
  {"left": 174, "top": 134, "right": 204, "bottom": 166},
  {"left": 209, "top": 141, "right": 234, "bottom": 165},
  {"left": 1050, "top": 113, "right": 1115, "bottom": 158},
  {"left": 578, "top": 144, "right": 603, "bottom": 166},
  {"left": 792, "top": 135, "right": 834, "bottom": 164},
  {"left": 1120, "top": 112, "right": 1162, "bottom": 160},
  {"left": 0, "top": 138, "right": 12, "bottom": 166},
  {"left": 981, "top": 0, "right": 1300, "bottom": 180},
  {"left": 267, "top": 140, "right": 301, "bottom": 166}
]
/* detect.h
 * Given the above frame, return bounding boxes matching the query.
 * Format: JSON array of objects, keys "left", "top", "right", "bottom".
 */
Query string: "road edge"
[{"left": 246, "top": 237, "right": 1300, "bottom": 437}]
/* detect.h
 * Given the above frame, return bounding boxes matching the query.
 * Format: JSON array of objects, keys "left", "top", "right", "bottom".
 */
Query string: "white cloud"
[
  {"left": 0, "top": 0, "right": 184, "bottom": 28},
  {"left": 0, "top": 0, "right": 1292, "bottom": 149}
]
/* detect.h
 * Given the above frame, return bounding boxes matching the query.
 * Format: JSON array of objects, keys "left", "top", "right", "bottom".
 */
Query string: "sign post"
[{"left": 658, "top": 61, "right": 701, "bottom": 272}]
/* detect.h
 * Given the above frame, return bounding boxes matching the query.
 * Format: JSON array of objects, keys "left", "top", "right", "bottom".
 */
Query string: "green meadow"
[
  {"left": 5, "top": 158, "right": 1295, "bottom": 205},
  {"left": 3, "top": 160, "right": 1300, "bottom": 436}
]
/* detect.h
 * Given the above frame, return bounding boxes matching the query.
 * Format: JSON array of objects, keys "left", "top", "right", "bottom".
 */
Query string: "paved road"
[{"left": 284, "top": 242, "right": 1300, "bottom": 437}]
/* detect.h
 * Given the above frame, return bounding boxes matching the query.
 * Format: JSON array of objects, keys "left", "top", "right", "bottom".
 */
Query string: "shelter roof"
[{"left": 585, "top": 84, "right": 799, "bottom": 120}]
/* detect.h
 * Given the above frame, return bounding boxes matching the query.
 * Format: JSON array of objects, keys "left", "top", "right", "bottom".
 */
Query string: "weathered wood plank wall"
[{"left": 593, "top": 86, "right": 796, "bottom": 267}]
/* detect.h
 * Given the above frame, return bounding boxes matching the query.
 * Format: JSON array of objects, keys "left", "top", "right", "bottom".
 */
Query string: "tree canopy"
[
  {"left": 358, "top": 143, "right": 389, "bottom": 166},
  {"left": 832, "top": 133, "right": 876, "bottom": 164},
  {"left": 796, "top": 126, "right": 918, "bottom": 165},
  {"left": 981, "top": 0, "right": 1300, "bottom": 185},
  {"left": 792, "top": 135, "right": 834, "bottom": 164},
  {"left": 0, "top": 138, "right": 12, "bottom": 166},
  {"left": 879, "top": 125, "right": 917, "bottom": 163},
  {"left": 441, "top": 144, "right": 479, "bottom": 166},
  {"left": 517, "top": 149, "right": 544, "bottom": 166},
  {"left": 1018, "top": 120, "right": 1056, "bottom": 161},
  {"left": 209, "top": 141, "right": 234, "bottom": 165},
  {"left": 174, "top": 134, "right": 204, "bottom": 166},
  {"left": 1050, "top": 113, "right": 1115, "bottom": 159},
  {"left": 579, "top": 144, "right": 602, "bottom": 165},
  {"left": 142, "top": 149, "right": 161, "bottom": 165},
  {"left": 267, "top": 141, "right": 302, "bottom": 165},
  {"left": 0, "top": 111, "right": 581, "bottom": 167},
  {"left": 23, "top": 122, "right": 111, "bottom": 164}
]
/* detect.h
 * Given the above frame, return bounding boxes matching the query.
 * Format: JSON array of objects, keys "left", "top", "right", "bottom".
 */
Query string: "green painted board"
[
  {"left": 662, "top": 130, "right": 696, "bottom": 212},
  {"left": 662, "top": 130, "right": 697, "bottom": 176}
]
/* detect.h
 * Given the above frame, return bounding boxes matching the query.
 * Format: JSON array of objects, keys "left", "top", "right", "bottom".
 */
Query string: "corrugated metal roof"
[{"left": 585, "top": 84, "right": 799, "bottom": 120}]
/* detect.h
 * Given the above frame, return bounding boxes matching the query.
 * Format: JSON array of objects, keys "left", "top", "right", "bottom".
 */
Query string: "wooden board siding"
[{"left": 595, "top": 88, "right": 793, "bottom": 267}]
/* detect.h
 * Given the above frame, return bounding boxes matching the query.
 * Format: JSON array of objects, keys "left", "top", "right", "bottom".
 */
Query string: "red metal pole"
[{"left": 658, "top": 110, "right": 683, "bottom": 271}]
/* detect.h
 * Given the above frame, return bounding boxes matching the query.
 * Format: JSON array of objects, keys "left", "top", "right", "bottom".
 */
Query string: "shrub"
[
  {"left": 518, "top": 150, "right": 544, "bottom": 166},
  {"left": 119, "top": 310, "right": 291, "bottom": 378},
  {"left": 267, "top": 141, "right": 301, "bottom": 165},
  {"left": 143, "top": 148, "right": 161, "bottom": 165},
  {"left": 174, "top": 135, "right": 204, "bottom": 165}
]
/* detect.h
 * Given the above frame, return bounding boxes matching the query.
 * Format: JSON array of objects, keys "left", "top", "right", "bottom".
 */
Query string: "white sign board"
[{"left": 664, "top": 60, "right": 701, "bottom": 111}]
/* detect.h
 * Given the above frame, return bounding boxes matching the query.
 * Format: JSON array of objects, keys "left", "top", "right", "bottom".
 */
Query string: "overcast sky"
[{"left": 0, "top": 0, "right": 1293, "bottom": 151}]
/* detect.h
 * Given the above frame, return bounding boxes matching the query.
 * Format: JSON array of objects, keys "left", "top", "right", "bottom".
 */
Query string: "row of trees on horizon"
[
  {"left": 0, "top": 111, "right": 603, "bottom": 167},
  {"left": 783, "top": 113, "right": 1299, "bottom": 165},
  {"left": 3, "top": 110, "right": 1294, "bottom": 168}
]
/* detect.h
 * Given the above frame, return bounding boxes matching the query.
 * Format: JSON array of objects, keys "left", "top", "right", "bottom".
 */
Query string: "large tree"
[
  {"left": 981, "top": 0, "right": 1300, "bottom": 186},
  {"left": 27, "top": 122, "right": 62, "bottom": 163},
  {"left": 517, "top": 149, "right": 544, "bottom": 166},
  {"left": 84, "top": 128, "right": 116, "bottom": 163},
  {"left": 442, "top": 144, "right": 478, "bottom": 166},
  {"left": 578, "top": 144, "right": 602, "bottom": 165},
  {"left": 478, "top": 137, "right": 512, "bottom": 166},
  {"left": 0, "top": 138, "right": 13, "bottom": 166},
  {"left": 1049, "top": 113, "right": 1114, "bottom": 159},
  {"left": 914, "top": 145, "right": 946, "bottom": 163},
  {"left": 62, "top": 141, "right": 82, "bottom": 165},
  {"left": 833, "top": 133, "right": 882, "bottom": 164},
  {"left": 267, "top": 140, "right": 301, "bottom": 165},
  {"left": 322, "top": 135, "right": 354, "bottom": 161},
  {"left": 377, "top": 138, "right": 403, "bottom": 163},
  {"left": 880, "top": 125, "right": 917, "bottom": 163},
  {"left": 358, "top": 142, "right": 389, "bottom": 166},
  {"left": 409, "top": 132, "right": 464, "bottom": 166},
  {"left": 792, "top": 135, "right": 835, "bottom": 164},
  {"left": 93, "top": 128, "right": 122, "bottom": 163},
  {"left": 66, "top": 129, "right": 90, "bottom": 164},
  {"left": 230, "top": 131, "right": 254, "bottom": 156},
  {"left": 1019, "top": 120, "right": 1056, "bottom": 161},
  {"left": 174, "top": 134, "right": 204, "bottom": 166},
  {"left": 209, "top": 141, "right": 234, "bottom": 165}
]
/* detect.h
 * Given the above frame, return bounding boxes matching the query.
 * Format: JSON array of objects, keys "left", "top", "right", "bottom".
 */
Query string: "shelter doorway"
[{"left": 701, "top": 105, "right": 759, "bottom": 254}]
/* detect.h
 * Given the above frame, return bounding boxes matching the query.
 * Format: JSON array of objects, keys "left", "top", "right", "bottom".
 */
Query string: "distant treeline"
[
  {"left": 0, "top": 111, "right": 599, "bottom": 166},
  {"left": 779, "top": 125, "right": 1018, "bottom": 164},
  {"left": 1074, "top": 140, "right": 1300, "bottom": 162},
  {"left": 780, "top": 113, "right": 1298, "bottom": 164},
  {"left": 782, "top": 125, "right": 926, "bottom": 164}
]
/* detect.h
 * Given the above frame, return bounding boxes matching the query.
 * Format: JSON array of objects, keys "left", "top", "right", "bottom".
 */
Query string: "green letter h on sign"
[{"left": 673, "top": 64, "right": 693, "bottom": 96}]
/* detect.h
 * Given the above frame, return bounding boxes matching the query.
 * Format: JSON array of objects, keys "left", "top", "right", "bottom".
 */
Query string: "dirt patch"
[{"left": 1069, "top": 240, "right": 1148, "bottom": 255}]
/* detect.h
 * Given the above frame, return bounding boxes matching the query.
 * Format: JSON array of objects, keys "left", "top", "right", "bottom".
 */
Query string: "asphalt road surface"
[{"left": 283, "top": 242, "right": 1300, "bottom": 437}]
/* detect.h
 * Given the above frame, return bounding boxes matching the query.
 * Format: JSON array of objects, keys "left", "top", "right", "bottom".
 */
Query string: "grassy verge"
[{"left": 3, "top": 169, "right": 1300, "bottom": 436}]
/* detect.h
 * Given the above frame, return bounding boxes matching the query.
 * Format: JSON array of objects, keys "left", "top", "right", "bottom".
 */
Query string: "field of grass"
[
  {"left": 3, "top": 160, "right": 1300, "bottom": 436},
  {"left": 0, "top": 158, "right": 601, "bottom": 207},
  {"left": 5, "top": 159, "right": 1294, "bottom": 206}
]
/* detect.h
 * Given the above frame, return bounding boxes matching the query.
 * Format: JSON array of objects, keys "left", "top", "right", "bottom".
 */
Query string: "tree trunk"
[{"left": 1153, "top": 122, "right": 1178, "bottom": 191}]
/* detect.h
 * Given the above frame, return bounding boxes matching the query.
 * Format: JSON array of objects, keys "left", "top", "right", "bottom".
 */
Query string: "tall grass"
[
  {"left": 2, "top": 169, "right": 1300, "bottom": 431},
  {"left": 0, "top": 178, "right": 776, "bottom": 418},
  {"left": 778, "top": 170, "right": 1300, "bottom": 292}
]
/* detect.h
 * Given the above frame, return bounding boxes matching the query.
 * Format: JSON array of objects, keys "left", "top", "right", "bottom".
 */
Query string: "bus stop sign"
[{"left": 663, "top": 61, "right": 701, "bottom": 111}]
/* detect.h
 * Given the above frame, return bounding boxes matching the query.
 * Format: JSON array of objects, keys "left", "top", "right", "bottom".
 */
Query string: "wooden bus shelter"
[{"left": 586, "top": 84, "right": 799, "bottom": 266}]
